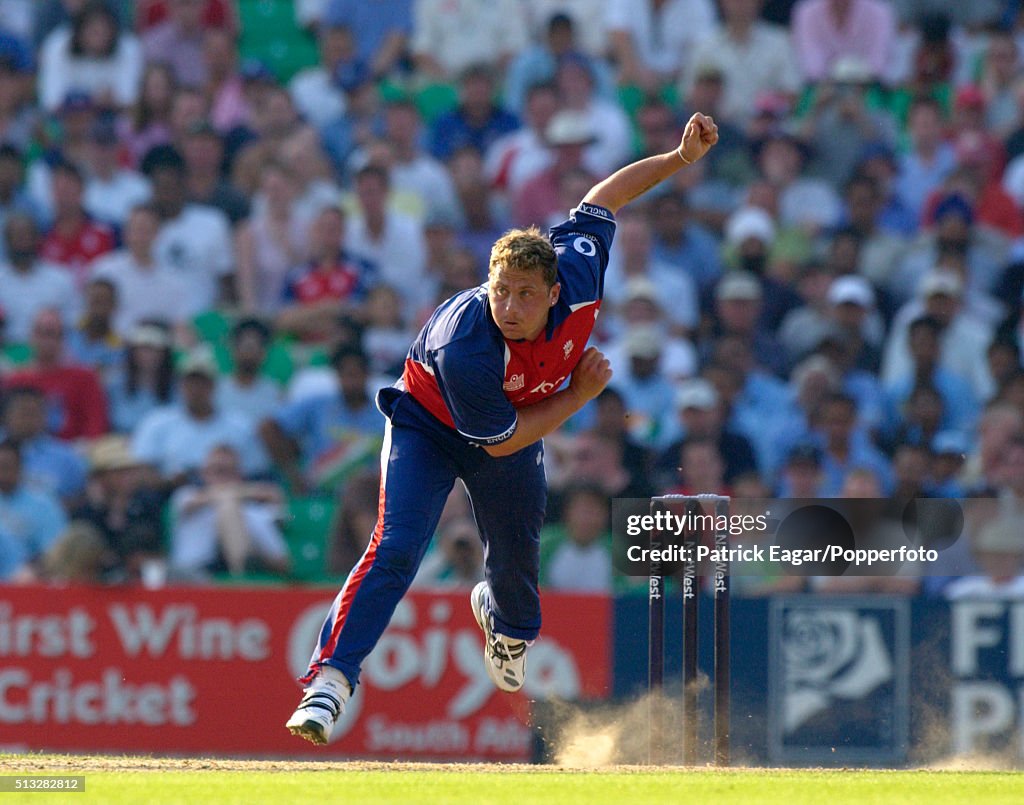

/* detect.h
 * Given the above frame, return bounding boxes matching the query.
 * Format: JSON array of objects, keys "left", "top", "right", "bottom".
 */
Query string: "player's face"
[{"left": 487, "top": 268, "right": 560, "bottom": 341}]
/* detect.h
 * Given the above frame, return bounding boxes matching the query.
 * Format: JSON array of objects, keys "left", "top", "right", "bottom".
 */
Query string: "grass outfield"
[{"left": 1, "top": 756, "right": 1022, "bottom": 805}]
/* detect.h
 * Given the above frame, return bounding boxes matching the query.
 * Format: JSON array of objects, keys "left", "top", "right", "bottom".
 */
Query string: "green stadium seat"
[
  {"left": 212, "top": 339, "right": 295, "bottom": 385},
  {"left": 285, "top": 496, "right": 338, "bottom": 583},
  {"left": 1, "top": 343, "right": 33, "bottom": 367},
  {"left": 191, "top": 310, "right": 232, "bottom": 346},
  {"left": 238, "top": 0, "right": 318, "bottom": 82},
  {"left": 415, "top": 82, "right": 459, "bottom": 124}
]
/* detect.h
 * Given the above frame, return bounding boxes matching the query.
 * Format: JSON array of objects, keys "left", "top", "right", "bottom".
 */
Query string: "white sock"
[{"left": 312, "top": 666, "right": 352, "bottom": 700}]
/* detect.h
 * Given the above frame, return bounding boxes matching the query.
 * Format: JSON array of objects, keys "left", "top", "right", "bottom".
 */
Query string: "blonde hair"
[{"left": 488, "top": 227, "right": 557, "bottom": 287}]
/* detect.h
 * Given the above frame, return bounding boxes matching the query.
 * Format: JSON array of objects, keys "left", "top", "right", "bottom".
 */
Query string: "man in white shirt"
[
  {"left": 344, "top": 163, "right": 427, "bottom": 314},
  {"left": 215, "top": 318, "right": 283, "bottom": 425},
  {"left": 170, "top": 444, "right": 289, "bottom": 578},
  {"left": 89, "top": 203, "right": 191, "bottom": 334},
  {"left": 381, "top": 99, "right": 460, "bottom": 221},
  {"left": 0, "top": 213, "right": 77, "bottom": 342},
  {"left": 684, "top": 0, "right": 802, "bottom": 126},
  {"left": 83, "top": 118, "right": 151, "bottom": 226},
  {"left": 607, "top": 0, "right": 717, "bottom": 90},
  {"left": 140, "top": 145, "right": 234, "bottom": 314},
  {"left": 288, "top": 21, "right": 348, "bottom": 128},
  {"left": 882, "top": 271, "right": 995, "bottom": 403},
  {"left": 412, "top": 0, "right": 529, "bottom": 79}
]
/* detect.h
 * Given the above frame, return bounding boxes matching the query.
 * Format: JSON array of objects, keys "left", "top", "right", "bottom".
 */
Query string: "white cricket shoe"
[
  {"left": 285, "top": 668, "right": 351, "bottom": 745},
  {"left": 470, "top": 581, "right": 528, "bottom": 693}
]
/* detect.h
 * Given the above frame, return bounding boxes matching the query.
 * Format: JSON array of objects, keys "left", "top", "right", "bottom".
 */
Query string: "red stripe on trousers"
[{"left": 315, "top": 462, "right": 388, "bottom": 666}]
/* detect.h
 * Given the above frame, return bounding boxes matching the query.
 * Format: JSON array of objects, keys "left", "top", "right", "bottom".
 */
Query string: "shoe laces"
[
  {"left": 299, "top": 688, "right": 341, "bottom": 720},
  {"left": 489, "top": 632, "right": 526, "bottom": 663}
]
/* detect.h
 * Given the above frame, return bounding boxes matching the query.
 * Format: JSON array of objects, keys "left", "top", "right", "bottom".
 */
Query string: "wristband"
[{"left": 676, "top": 145, "right": 691, "bottom": 165}]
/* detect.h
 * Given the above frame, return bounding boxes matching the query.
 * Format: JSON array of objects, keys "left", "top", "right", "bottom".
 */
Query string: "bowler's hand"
[
  {"left": 569, "top": 347, "right": 612, "bottom": 405},
  {"left": 679, "top": 112, "right": 719, "bottom": 164}
]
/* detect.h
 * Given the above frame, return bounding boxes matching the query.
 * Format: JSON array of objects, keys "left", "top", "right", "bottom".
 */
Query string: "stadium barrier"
[
  {"left": 0, "top": 585, "right": 610, "bottom": 761},
  {"left": 2, "top": 585, "right": 1023, "bottom": 765}
]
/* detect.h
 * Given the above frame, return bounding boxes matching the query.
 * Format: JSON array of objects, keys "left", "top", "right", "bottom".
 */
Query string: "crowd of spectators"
[{"left": 2, "top": 0, "right": 1024, "bottom": 598}]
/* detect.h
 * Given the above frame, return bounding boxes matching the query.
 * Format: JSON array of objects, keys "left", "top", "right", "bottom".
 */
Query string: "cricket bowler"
[{"left": 287, "top": 111, "right": 719, "bottom": 745}]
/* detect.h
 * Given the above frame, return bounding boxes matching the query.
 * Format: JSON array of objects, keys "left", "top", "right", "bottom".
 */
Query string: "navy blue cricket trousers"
[{"left": 301, "top": 387, "right": 545, "bottom": 688}]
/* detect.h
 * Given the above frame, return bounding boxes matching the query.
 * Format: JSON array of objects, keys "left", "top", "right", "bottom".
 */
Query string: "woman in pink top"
[{"left": 235, "top": 160, "right": 309, "bottom": 315}]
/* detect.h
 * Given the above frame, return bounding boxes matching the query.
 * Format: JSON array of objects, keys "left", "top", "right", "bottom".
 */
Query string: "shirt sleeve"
[
  {"left": 29, "top": 492, "right": 67, "bottom": 558},
  {"left": 548, "top": 202, "right": 616, "bottom": 302},
  {"left": 208, "top": 210, "right": 234, "bottom": 276},
  {"left": 430, "top": 338, "right": 518, "bottom": 446},
  {"left": 131, "top": 410, "right": 168, "bottom": 471}
]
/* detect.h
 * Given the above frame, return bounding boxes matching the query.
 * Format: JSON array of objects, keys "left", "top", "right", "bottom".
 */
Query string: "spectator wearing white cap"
[
  {"left": 513, "top": 108, "right": 598, "bottom": 227},
  {"left": 725, "top": 205, "right": 776, "bottom": 263},
  {"left": 602, "top": 277, "right": 698, "bottom": 382},
  {"left": 603, "top": 210, "right": 699, "bottom": 335},
  {"left": 944, "top": 514, "right": 1024, "bottom": 600},
  {"left": 826, "top": 274, "right": 884, "bottom": 358},
  {"left": 721, "top": 204, "right": 802, "bottom": 323},
  {"left": 881, "top": 315, "right": 981, "bottom": 442},
  {"left": 606, "top": 325, "right": 678, "bottom": 449},
  {"left": 802, "top": 276, "right": 890, "bottom": 433},
  {"left": 654, "top": 378, "right": 758, "bottom": 488},
  {"left": 707, "top": 269, "right": 787, "bottom": 377},
  {"left": 131, "top": 346, "right": 267, "bottom": 487},
  {"left": 882, "top": 270, "right": 995, "bottom": 403}
]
